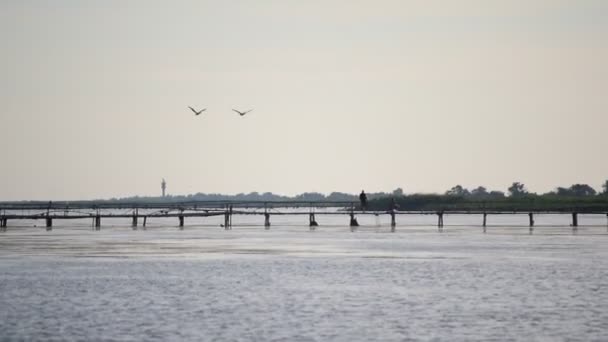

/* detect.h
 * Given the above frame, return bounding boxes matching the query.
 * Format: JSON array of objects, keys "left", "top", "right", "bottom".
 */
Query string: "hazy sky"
[{"left": 1, "top": 0, "right": 607, "bottom": 200}]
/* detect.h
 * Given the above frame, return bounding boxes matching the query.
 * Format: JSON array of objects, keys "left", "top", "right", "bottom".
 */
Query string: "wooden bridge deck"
[{"left": 0, "top": 200, "right": 607, "bottom": 232}]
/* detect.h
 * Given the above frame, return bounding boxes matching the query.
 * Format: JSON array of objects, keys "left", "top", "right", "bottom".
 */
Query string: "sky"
[{"left": 1, "top": 0, "right": 607, "bottom": 200}]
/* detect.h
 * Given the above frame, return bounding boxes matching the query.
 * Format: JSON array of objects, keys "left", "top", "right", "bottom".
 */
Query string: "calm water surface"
[{"left": 1, "top": 215, "right": 607, "bottom": 341}]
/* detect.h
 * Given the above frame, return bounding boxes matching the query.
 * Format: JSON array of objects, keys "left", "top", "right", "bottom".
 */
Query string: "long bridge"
[{"left": 0, "top": 200, "right": 607, "bottom": 233}]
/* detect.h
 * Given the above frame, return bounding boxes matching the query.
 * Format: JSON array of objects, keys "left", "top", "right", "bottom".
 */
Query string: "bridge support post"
[
  {"left": 349, "top": 205, "right": 359, "bottom": 231},
  {"left": 264, "top": 213, "right": 271, "bottom": 230},
  {"left": 178, "top": 215, "right": 184, "bottom": 229},
  {"left": 132, "top": 209, "right": 138, "bottom": 230},
  {"left": 437, "top": 212, "right": 444, "bottom": 232},
  {"left": 390, "top": 210, "right": 396, "bottom": 232},
  {"left": 264, "top": 204, "right": 271, "bottom": 230},
  {"left": 224, "top": 205, "right": 232, "bottom": 230},
  {"left": 95, "top": 216, "right": 101, "bottom": 230},
  {"left": 229, "top": 205, "right": 233, "bottom": 230},
  {"left": 571, "top": 212, "right": 578, "bottom": 232},
  {"left": 309, "top": 213, "right": 318, "bottom": 230},
  {"left": 349, "top": 214, "right": 359, "bottom": 230},
  {"left": 46, "top": 217, "right": 53, "bottom": 231},
  {"left": 1, "top": 217, "right": 7, "bottom": 232},
  {"left": 528, "top": 213, "right": 535, "bottom": 233},
  {"left": 142, "top": 216, "right": 147, "bottom": 230},
  {"left": 482, "top": 213, "right": 487, "bottom": 233}
]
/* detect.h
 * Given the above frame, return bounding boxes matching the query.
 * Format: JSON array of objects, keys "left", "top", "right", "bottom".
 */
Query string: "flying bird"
[
  {"left": 232, "top": 109, "right": 253, "bottom": 116},
  {"left": 188, "top": 106, "right": 206, "bottom": 115}
]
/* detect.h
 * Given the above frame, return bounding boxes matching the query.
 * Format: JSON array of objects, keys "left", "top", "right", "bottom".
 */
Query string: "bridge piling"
[
  {"left": 178, "top": 215, "right": 184, "bottom": 229},
  {"left": 1, "top": 217, "right": 7, "bottom": 231},
  {"left": 437, "top": 212, "right": 444, "bottom": 232},
  {"left": 482, "top": 213, "right": 487, "bottom": 233},
  {"left": 132, "top": 209, "right": 138, "bottom": 230},
  {"left": 528, "top": 213, "right": 535, "bottom": 234},
  {"left": 390, "top": 210, "right": 396, "bottom": 232},
  {"left": 95, "top": 215, "right": 101, "bottom": 230},
  {"left": 571, "top": 212, "right": 578, "bottom": 233},
  {"left": 309, "top": 203, "right": 318, "bottom": 230},
  {"left": 142, "top": 216, "right": 147, "bottom": 230},
  {"left": 223, "top": 205, "right": 233, "bottom": 230},
  {"left": 45, "top": 217, "right": 53, "bottom": 231},
  {"left": 349, "top": 204, "right": 359, "bottom": 231},
  {"left": 529, "top": 212, "right": 535, "bottom": 227},
  {"left": 264, "top": 204, "right": 271, "bottom": 229},
  {"left": 309, "top": 213, "right": 318, "bottom": 230}
]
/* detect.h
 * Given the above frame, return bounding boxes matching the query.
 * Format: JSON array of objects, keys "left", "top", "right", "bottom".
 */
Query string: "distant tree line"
[
  {"left": 444, "top": 181, "right": 607, "bottom": 198},
  {"left": 98, "top": 189, "right": 406, "bottom": 204},
  {"left": 366, "top": 180, "right": 608, "bottom": 211}
]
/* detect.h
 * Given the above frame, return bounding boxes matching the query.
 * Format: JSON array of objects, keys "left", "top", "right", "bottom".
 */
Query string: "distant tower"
[{"left": 161, "top": 178, "right": 166, "bottom": 197}]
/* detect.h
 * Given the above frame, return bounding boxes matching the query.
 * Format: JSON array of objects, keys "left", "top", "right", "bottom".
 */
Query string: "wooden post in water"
[
  {"left": 45, "top": 204, "right": 52, "bottom": 231},
  {"left": 1, "top": 217, "right": 7, "bottom": 232},
  {"left": 95, "top": 215, "right": 101, "bottom": 230},
  {"left": 224, "top": 210, "right": 229, "bottom": 230},
  {"left": 309, "top": 213, "right": 318, "bottom": 230},
  {"left": 482, "top": 213, "right": 487, "bottom": 233},
  {"left": 309, "top": 203, "right": 318, "bottom": 230},
  {"left": 224, "top": 205, "right": 233, "bottom": 230},
  {"left": 390, "top": 210, "right": 396, "bottom": 232},
  {"left": 310, "top": 203, "right": 318, "bottom": 230},
  {"left": 142, "top": 216, "right": 147, "bottom": 230},
  {"left": 571, "top": 212, "right": 578, "bottom": 232},
  {"left": 178, "top": 208, "right": 185, "bottom": 230},
  {"left": 229, "top": 205, "right": 233, "bottom": 230},
  {"left": 349, "top": 203, "right": 359, "bottom": 231},
  {"left": 437, "top": 212, "right": 444, "bottom": 232},
  {"left": 132, "top": 209, "right": 138, "bottom": 230},
  {"left": 264, "top": 204, "right": 271, "bottom": 229}
]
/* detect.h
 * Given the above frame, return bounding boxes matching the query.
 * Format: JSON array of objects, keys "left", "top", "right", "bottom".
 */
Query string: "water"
[{"left": 1, "top": 214, "right": 607, "bottom": 341}]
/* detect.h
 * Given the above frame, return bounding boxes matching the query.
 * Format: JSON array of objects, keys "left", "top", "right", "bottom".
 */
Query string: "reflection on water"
[{"left": 1, "top": 215, "right": 607, "bottom": 341}]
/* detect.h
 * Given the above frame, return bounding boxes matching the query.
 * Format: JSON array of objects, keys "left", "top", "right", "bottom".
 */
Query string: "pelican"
[
  {"left": 232, "top": 109, "right": 253, "bottom": 116},
  {"left": 188, "top": 106, "right": 206, "bottom": 115}
]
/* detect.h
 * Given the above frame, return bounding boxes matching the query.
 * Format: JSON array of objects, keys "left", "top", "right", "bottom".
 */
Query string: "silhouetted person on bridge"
[{"left": 359, "top": 190, "right": 368, "bottom": 211}]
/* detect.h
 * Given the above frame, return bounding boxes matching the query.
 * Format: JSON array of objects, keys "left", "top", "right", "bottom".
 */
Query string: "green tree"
[
  {"left": 446, "top": 185, "right": 469, "bottom": 196},
  {"left": 392, "top": 188, "right": 404, "bottom": 196},
  {"left": 471, "top": 186, "right": 488, "bottom": 197},
  {"left": 569, "top": 184, "right": 596, "bottom": 196},
  {"left": 488, "top": 191, "right": 505, "bottom": 198},
  {"left": 508, "top": 182, "right": 528, "bottom": 197},
  {"left": 556, "top": 184, "right": 597, "bottom": 196}
]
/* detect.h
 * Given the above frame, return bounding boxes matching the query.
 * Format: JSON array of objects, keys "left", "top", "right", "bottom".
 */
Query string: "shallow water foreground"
[{"left": 1, "top": 225, "right": 607, "bottom": 341}]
